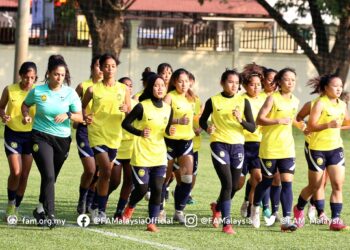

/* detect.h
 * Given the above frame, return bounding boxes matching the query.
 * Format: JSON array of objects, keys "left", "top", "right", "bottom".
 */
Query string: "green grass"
[{"left": 0, "top": 124, "right": 350, "bottom": 249}]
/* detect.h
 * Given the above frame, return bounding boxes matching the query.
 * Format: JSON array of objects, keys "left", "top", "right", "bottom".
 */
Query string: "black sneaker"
[
  {"left": 77, "top": 199, "right": 86, "bottom": 214},
  {"left": 46, "top": 214, "right": 56, "bottom": 229},
  {"left": 33, "top": 209, "right": 46, "bottom": 227}
]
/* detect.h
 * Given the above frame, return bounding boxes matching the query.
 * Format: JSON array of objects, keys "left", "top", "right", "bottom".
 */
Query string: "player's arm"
[
  {"left": 308, "top": 100, "right": 340, "bottom": 132},
  {"left": 0, "top": 86, "right": 10, "bottom": 123}
]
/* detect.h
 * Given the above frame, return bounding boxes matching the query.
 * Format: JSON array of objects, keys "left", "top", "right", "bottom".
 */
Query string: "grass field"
[{"left": 0, "top": 124, "right": 350, "bottom": 249}]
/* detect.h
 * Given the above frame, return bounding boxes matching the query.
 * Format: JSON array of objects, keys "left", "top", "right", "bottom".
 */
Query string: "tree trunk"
[
  {"left": 77, "top": 0, "right": 136, "bottom": 59},
  {"left": 89, "top": 17, "right": 124, "bottom": 58}
]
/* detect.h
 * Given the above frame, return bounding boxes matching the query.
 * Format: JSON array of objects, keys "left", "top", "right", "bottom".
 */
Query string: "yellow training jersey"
[
  {"left": 193, "top": 96, "right": 202, "bottom": 152},
  {"left": 242, "top": 92, "right": 265, "bottom": 142},
  {"left": 6, "top": 83, "right": 35, "bottom": 132},
  {"left": 133, "top": 90, "right": 143, "bottom": 100},
  {"left": 165, "top": 90, "right": 195, "bottom": 140},
  {"left": 81, "top": 79, "right": 94, "bottom": 115},
  {"left": 210, "top": 93, "right": 246, "bottom": 144},
  {"left": 304, "top": 97, "right": 319, "bottom": 144},
  {"left": 309, "top": 95, "right": 345, "bottom": 151},
  {"left": 118, "top": 99, "right": 138, "bottom": 160},
  {"left": 88, "top": 82, "right": 126, "bottom": 149},
  {"left": 259, "top": 91, "right": 299, "bottom": 159},
  {"left": 131, "top": 99, "right": 171, "bottom": 167}
]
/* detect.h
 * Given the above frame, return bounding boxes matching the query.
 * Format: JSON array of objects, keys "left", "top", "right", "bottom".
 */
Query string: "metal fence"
[
  {"left": 240, "top": 26, "right": 317, "bottom": 53},
  {"left": 0, "top": 21, "right": 130, "bottom": 48},
  {"left": 137, "top": 23, "right": 233, "bottom": 51}
]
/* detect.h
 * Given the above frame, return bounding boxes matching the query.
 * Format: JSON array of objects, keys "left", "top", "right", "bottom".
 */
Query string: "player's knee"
[{"left": 181, "top": 174, "right": 192, "bottom": 184}]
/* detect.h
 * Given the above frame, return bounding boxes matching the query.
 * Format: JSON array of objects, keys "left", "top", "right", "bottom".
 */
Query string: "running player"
[
  {"left": 200, "top": 69, "right": 256, "bottom": 234},
  {"left": 82, "top": 53, "right": 130, "bottom": 223},
  {"left": 23, "top": 55, "right": 83, "bottom": 228},
  {"left": 0, "top": 62, "right": 37, "bottom": 223},
  {"left": 250, "top": 68, "right": 301, "bottom": 232},
  {"left": 238, "top": 63, "right": 265, "bottom": 219},
  {"left": 163, "top": 68, "right": 195, "bottom": 224},
  {"left": 75, "top": 55, "right": 102, "bottom": 214},
  {"left": 122, "top": 73, "right": 174, "bottom": 232},
  {"left": 109, "top": 77, "right": 138, "bottom": 219},
  {"left": 293, "top": 74, "right": 349, "bottom": 231}
]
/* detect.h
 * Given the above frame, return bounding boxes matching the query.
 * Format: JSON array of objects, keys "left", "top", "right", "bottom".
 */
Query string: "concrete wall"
[{"left": 0, "top": 44, "right": 348, "bottom": 105}]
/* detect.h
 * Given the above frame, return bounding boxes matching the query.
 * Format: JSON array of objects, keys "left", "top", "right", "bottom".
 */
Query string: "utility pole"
[{"left": 13, "top": 0, "right": 30, "bottom": 83}]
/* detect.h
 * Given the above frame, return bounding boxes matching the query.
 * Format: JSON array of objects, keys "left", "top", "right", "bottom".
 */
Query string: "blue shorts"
[
  {"left": 260, "top": 158, "right": 295, "bottom": 176},
  {"left": 76, "top": 124, "right": 94, "bottom": 158},
  {"left": 308, "top": 147, "right": 345, "bottom": 172},
  {"left": 172, "top": 151, "right": 198, "bottom": 176},
  {"left": 242, "top": 142, "right": 261, "bottom": 176},
  {"left": 4, "top": 126, "right": 32, "bottom": 156},
  {"left": 92, "top": 145, "right": 117, "bottom": 162},
  {"left": 131, "top": 166, "right": 166, "bottom": 185},
  {"left": 165, "top": 138, "right": 193, "bottom": 160},
  {"left": 210, "top": 142, "right": 244, "bottom": 169}
]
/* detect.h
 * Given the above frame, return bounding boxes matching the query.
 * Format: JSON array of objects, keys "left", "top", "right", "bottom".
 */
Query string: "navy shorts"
[
  {"left": 172, "top": 151, "right": 198, "bottom": 175},
  {"left": 210, "top": 142, "right": 244, "bottom": 169},
  {"left": 76, "top": 124, "right": 94, "bottom": 158},
  {"left": 193, "top": 151, "right": 199, "bottom": 176},
  {"left": 92, "top": 145, "right": 117, "bottom": 162},
  {"left": 242, "top": 142, "right": 261, "bottom": 176},
  {"left": 304, "top": 141, "right": 313, "bottom": 170},
  {"left": 260, "top": 158, "right": 295, "bottom": 176},
  {"left": 131, "top": 165, "right": 166, "bottom": 185},
  {"left": 308, "top": 147, "right": 345, "bottom": 172},
  {"left": 165, "top": 138, "right": 193, "bottom": 160},
  {"left": 4, "top": 126, "right": 32, "bottom": 156}
]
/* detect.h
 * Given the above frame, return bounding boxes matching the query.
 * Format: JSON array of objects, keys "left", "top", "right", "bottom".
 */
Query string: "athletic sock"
[
  {"left": 270, "top": 185, "right": 281, "bottom": 214},
  {"left": 314, "top": 199, "right": 325, "bottom": 216},
  {"left": 174, "top": 182, "right": 192, "bottom": 211},
  {"left": 280, "top": 182, "right": 293, "bottom": 217},
  {"left": 253, "top": 177, "right": 273, "bottom": 206},
  {"left": 296, "top": 195, "right": 308, "bottom": 211},
  {"left": 330, "top": 202, "right": 342, "bottom": 219}
]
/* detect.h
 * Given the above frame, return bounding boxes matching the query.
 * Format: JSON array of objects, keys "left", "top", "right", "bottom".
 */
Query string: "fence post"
[
  {"left": 272, "top": 21, "right": 277, "bottom": 53},
  {"left": 128, "top": 19, "right": 141, "bottom": 81},
  {"left": 13, "top": 0, "right": 30, "bottom": 83},
  {"left": 232, "top": 21, "right": 244, "bottom": 67}
]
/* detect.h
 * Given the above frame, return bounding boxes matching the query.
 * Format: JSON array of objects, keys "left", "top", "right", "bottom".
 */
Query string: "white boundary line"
[{"left": 68, "top": 224, "right": 185, "bottom": 250}]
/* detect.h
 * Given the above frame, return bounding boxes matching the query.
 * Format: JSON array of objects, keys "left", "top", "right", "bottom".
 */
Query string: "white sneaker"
[
  {"left": 240, "top": 201, "right": 249, "bottom": 218},
  {"left": 307, "top": 204, "right": 316, "bottom": 221},
  {"left": 98, "top": 211, "right": 107, "bottom": 224},
  {"left": 250, "top": 205, "right": 260, "bottom": 228},
  {"left": 173, "top": 210, "right": 185, "bottom": 224},
  {"left": 144, "top": 191, "right": 151, "bottom": 201},
  {"left": 90, "top": 208, "right": 100, "bottom": 224},
  {"left": 158, "top": 209, "right": 166, "bottom": 223}
]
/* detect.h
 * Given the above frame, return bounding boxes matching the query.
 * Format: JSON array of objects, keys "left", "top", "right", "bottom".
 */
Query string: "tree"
[
  {"left": 76, "top": 0, "right": 136, "bottom": 58},
  {"left": 199, "top": 0, "right": 350, "bottom": 81}
]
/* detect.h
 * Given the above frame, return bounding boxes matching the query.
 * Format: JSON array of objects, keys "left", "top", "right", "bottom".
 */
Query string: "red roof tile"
[
  {"left": 0, "top": 0, "right": 268, "bottom": 16},
  {"left": 129, "top": 0, "right": 268, "bottom": 16},
  {"left": 0, "top": 0, "right": 18, "bottom": 8}
]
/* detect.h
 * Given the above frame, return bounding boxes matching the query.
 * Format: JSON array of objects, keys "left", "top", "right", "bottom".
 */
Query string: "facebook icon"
[{"left": 77, "top": 214, "right": 90, "bottom": 228}]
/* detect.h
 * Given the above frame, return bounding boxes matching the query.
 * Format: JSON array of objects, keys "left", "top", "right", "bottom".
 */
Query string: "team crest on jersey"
[
  {"left": 266, "top": 161, "right": 272, "bottom": 168},
  {"left": 219, "top": 151, "right": 225, "bottom": 158},
  {"left": 80, "top": 142, "right": 85, "bottom": 148},
  {"left": 41, "top": 95, "right": 47, "bottom": 101},
  {"left": 117, "top": 93, "right": 122, "bottom": 101},
  {"left": 138, "top": 169, "right": 145, "bottom": 177},
  {"left": 10, "top": 142, "right": 18, "bottom": 149},
  {"left": 33, "top": 144, "right": 39, "bottom": 152},
  {"left": 316, "top": 157, "right": 324, "bottom": 166},
  {"left": 164, "top": 116, "right": 168, "bottom": 124}
]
